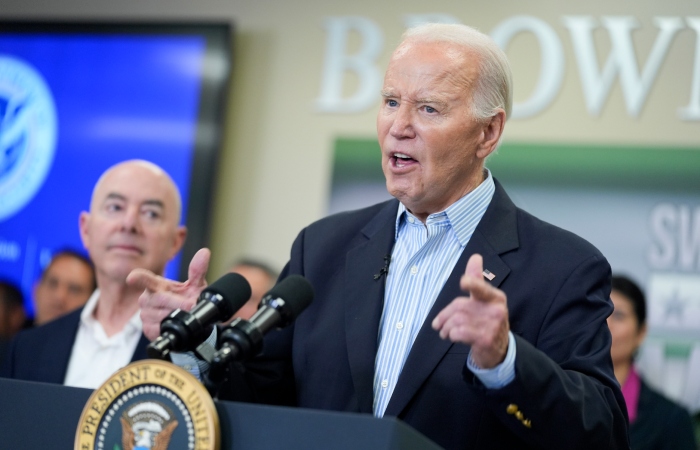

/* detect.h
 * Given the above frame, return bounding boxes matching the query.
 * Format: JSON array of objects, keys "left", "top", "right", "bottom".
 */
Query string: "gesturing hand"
[
  {"left": 127, "top": 248, "right": 211, "bottom": 341},
  {"left": 432, "top": 253, "right": 510, "bottom": 369}
]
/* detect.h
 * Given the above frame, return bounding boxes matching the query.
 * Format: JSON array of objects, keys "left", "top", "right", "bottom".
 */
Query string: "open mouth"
[{"left": 392, "top": 152, "right": 417, "bottom": 168}]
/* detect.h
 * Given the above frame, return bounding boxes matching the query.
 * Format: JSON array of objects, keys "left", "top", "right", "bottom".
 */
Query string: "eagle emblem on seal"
[{"left": 120, "top": 401, "right": 178, "bottom": 450}]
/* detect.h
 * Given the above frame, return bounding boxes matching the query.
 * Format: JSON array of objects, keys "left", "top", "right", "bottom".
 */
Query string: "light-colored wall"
[{"left": 4, "top": 0, "right": 697, "bottom": 276}]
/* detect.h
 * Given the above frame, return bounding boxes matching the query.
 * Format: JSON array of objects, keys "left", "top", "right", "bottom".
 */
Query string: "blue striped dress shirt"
[{"left": 373, "top": 170, "right": 515, "bottom": 417}]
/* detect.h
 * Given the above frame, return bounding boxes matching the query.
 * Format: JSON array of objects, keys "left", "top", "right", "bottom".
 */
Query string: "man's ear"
[
  {"left": 169, "top": 226, "right": 187, "bottom": 259},
  {"left": 476, "top": 109, "right": 506, "bottom": 159},
  {"left": 78, "top": 211, "right": 91, "bottom": 250}
]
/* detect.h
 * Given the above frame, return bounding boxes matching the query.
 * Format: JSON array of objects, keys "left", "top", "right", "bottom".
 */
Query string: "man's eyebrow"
[
  {"left": 142, "top": 199, "right": 165, "bottom": 209},
  {"left": 104, "top": 193, "right": 126, "bottom": 202},
  {"left": 415, "top": 96, "right": 447, "bottom": 106},
  {"left": 380, "top": 90, "right": 446, "bottom": 107},
  {"left": 103, "top": 193, "right": 164, "bottom": 209}
]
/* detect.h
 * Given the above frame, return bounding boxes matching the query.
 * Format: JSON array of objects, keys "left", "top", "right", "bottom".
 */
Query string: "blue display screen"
[{"left": 0, "top": 29, "right": 214, "bottom": 316}]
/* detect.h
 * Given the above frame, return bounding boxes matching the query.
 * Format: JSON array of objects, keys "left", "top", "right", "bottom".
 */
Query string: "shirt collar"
[
  {"left": 80, "top": 289, "right": 143, "bottom": 335},
  {"left": 80, "top": 289, "right": 101, "bottom": 324},
  {"left": 394, "top": 169, "right": 495, "bottom": 246}
]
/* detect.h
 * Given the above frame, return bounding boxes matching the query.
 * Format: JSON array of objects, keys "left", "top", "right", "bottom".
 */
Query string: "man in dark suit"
[
  {"left": 1, "top": 160, "right": 186, "bottom": 388},
  {"left": 133, "top": 23, "right": 629, "bottom": 449},
  {"left": 0, "top": 280, "right": 25, "bottom": 365}
]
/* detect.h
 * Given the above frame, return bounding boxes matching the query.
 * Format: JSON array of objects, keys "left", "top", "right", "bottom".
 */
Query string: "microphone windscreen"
[
  {"left": 265, "top": 275, "right": 314, "bottom": 319},
  {"left": 203, "top": 272, "right": 252, "bottom": 317}
]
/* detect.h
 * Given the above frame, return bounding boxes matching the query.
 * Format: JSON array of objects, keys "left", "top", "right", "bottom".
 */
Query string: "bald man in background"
[{"left": 1, "top": 160, "right": 186, "bottom": 388}]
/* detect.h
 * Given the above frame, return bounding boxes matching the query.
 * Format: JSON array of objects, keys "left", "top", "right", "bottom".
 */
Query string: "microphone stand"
[{"left": 197, "top": 318, "right": 262, "bottom": 398}]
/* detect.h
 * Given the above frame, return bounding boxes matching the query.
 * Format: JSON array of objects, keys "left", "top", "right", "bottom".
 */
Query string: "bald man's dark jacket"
[
  {"left": 225, "top": 179, "right": 630, "bottom": 450},
  {"left": 0, "top": 307, "right": 150, "bottom": 383}
]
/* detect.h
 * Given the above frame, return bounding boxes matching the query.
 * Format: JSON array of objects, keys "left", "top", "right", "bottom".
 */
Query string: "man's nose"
[
  {"left": 53, "top": 284, "right": 69, "bottom": 305},
  {"left": 121, "top": 206, "right": 141, "bottom": 232},
  {"left": 389, "top": 104, "right": 415, "bottom": 139}
]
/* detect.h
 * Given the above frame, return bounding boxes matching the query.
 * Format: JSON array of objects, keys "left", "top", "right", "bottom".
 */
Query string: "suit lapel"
[
  {"left": 131, "top": 334, "right": 150, "bottom": 362},
  {"left": 384, "top": 180, "right": 519, "bottom": 417},
  {"left": 344, "top": 200, "right": 398, "bottom": 413},
  {"left": 42, "top": 310, "right": 82, "bottom": 383}
]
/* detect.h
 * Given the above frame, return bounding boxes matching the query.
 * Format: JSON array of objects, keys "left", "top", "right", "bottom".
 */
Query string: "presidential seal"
[
  {"left": 75, "top": 360, "right": 219, "bottom": 450},
  {"left": 121, "top": 401, "right": 178, "bottom": 450},
  {"left": 0, "top": 55, "right": 57, "bottom": 221}
]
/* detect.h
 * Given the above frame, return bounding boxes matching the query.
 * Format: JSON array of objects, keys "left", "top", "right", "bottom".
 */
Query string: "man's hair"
[
  {"left": 0, "top": 279, "right": 25, "bottom": 310},
  {"left": 400, "top": 23, "right": 513, "bottom": 121},
  {"left": 43, "top": 248, "right": 97, "bottom": 292},
  {"left": 611, "top": 275, "right": 647, "bottom": 328}
]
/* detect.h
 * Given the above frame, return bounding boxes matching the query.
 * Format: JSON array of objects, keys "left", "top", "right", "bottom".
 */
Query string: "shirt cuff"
[
  {"left": 169, "top": 327, "right": 218, "bottom": 380},
  {"left": 466, "top": 331, "right": 516, "bottom": 389}
]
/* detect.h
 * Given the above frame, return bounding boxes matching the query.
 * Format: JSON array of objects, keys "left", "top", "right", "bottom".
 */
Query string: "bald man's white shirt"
[{"left": 63, "top": 290, "right": 142, "bottom": 389}]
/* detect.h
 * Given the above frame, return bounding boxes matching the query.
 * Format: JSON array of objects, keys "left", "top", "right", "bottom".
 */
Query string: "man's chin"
[
  {"left": 387, "top": 185, "right": 419, "bottom": 206},
  {"left": 103, "top": 260, "right": 142, "bottom": 282}
]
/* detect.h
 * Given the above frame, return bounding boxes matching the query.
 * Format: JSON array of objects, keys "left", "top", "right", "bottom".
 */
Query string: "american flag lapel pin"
[{"left": 482, "top": 269, "right": 495, "bottom": 281}]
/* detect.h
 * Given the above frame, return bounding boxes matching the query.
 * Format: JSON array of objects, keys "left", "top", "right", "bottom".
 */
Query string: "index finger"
[
  {"left": 461, "top": 276, "right": 504, "bottom": 304},
  {"left": 464, "top": 253, "right": 483, "bottom": 279},
  {"left": 126, "top": 268, "right": 174, "bottom": 292},
  {"left": 460, "top": 254, "right": 505, "bottom": 304}
]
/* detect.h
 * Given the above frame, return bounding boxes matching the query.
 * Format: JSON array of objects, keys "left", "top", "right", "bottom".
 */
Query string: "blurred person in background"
[
  {"left": 0, "top": 280, "right": 25, "bottom": 364},
  {"left": 609, "top": 274, "right": 697, "bottom": 450},
  {"left": 225, "top": 258, "right": 278, "bottom": 322},
  {"left": 32, "top": 249, "right": 96, "bottom": 326}
]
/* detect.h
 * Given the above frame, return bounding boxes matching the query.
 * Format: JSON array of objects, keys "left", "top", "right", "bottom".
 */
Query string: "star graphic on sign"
[{"left": 663, "top": 289, "right": 688, "bottom": 323}]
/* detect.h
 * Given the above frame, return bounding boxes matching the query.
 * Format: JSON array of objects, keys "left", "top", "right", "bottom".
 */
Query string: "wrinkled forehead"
[
  {"left": 384, "top": 41, "right": 478, "bottom": 96},
  {"left": 90, "top": 162, "right": 182, "bottom": 221},
  {"left": 390, "top": 39, "right": 476, "bottom": 69}
]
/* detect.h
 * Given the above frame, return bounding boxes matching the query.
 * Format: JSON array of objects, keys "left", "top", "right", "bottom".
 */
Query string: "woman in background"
[{"left": 608, "top": 275, "right": 697, "bottom": 450}]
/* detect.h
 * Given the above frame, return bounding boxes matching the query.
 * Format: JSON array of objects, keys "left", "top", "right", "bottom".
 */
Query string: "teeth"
[{"left": 394, "top": 153, "right": 410, "bottom": 159}]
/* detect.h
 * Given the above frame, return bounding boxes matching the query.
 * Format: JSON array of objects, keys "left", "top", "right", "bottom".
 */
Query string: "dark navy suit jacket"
[
  {"left": 232, "top": 180, "right": 629, "bottom": 449},
  {"left": 630, "top": 379, "right": 697, "bottom": 450},
  {"left": 0, "top": 306, "right": 150, "bottom": 384}
]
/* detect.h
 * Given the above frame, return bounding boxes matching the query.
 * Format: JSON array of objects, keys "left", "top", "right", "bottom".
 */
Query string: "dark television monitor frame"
[{"left": 0, "top": 20, "right": 232, "bottom": 307}]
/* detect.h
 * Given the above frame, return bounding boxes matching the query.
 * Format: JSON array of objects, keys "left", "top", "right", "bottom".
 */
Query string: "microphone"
[
  {"left": 373, "top": 254, "right": 391, "bottom": 280},
  {"left": 147, "top": 272, "right": 252, "bottom": 359},
  {"left": 210, "top": 275, "right": 314, "bottom": 370}
]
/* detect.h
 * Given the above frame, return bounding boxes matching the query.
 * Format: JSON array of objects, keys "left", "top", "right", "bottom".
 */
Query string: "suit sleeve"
[{"left": 465, "top": 253, "right": 630, "bottom": 450}]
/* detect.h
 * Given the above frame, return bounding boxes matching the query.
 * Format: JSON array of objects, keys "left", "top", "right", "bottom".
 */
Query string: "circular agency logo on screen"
[{"left": 0, "top": 55, "right": 57, "bottom": 221}]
